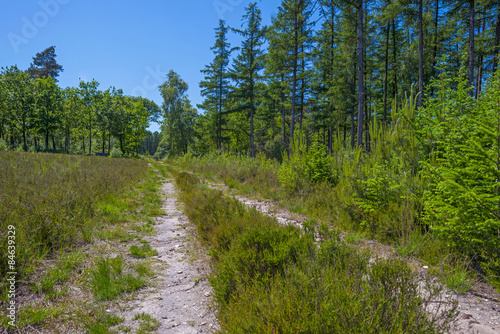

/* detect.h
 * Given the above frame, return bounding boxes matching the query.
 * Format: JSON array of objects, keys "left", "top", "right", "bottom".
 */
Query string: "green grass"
[
  {"left": 33, "top": 250, "right": 85, "bottom": 298},
  {"left": 170, "top": 167, "right": 458, "bottom": 333},
  {"left": 395, "top": 232, "right": 428, "bottom": 258},
  {"left": 0, "top": 155, "right": 167, "bottom": 332},
  {"left": 174, "top": 153, "right": 489, "bottom": 291},
  {"left": 129, "top": 242, "right": 158, "bottom": 258},
  {"left": 90, "top": 257, "right": 147, "bottom": 300},
  {"left": 3, "top": 303, "right": 64, "bottom": 328},
  {"left": 133, "top": 312, "right": 160, "bottom": 332},
  {"left": 0, "top": 151, "right": 148, "bottom": 281},
  {"left": 82, "top": 307, "right": 124, "bottom": 334}
]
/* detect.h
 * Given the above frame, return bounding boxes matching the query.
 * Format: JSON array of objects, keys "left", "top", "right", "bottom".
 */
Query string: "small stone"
[
  {"left": 204, "top": 292, "right": 210, "bottom": 297},
  {"left": 177, "top": 271, "right": 183, "bottom": 274},
  {"left": 201, "top": 322, "right": 207, "bottom": 326},
  {"left": 106, "top": 309, "right": 111, "bottom": 313},
  {"left": 423, "top": 266, "right": 428, "bottom": 269}
]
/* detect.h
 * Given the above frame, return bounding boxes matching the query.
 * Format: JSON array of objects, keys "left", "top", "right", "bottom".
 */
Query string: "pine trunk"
[
  {"left": 493, "top": 7, "right": 500, "bottom": 74},
  {"left": 431, "top": 0, "right": 439, "bottom": 97},
  {"left": 418, "top": 0, "right": 424, "bottom": 108},
  {"left": 290, "top": 12, "right": 299, "bottom": 153},
  {"left": 356, "top": 0, "right": 364, "bottom": 148},
  {"left": 383, "top": 22, "right": 390, "bottom": 124},
  {"left": 468, "top": 0, "right": 475, "bottom": 98},
  {"left": 281, "top": 74, "right": 286, "bottom": 149}
]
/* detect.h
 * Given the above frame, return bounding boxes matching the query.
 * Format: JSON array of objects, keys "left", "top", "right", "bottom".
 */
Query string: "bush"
[{"left": 110, "top": 147, "right": 122, "bottom": 158}]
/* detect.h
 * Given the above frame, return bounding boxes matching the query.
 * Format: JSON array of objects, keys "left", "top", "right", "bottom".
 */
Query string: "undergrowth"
[
  {"left": 0, "top": 153, "right": 164, "bottom": 332},
  {"left": 170, "top": 167, "right": 457, "bottom": 333}
]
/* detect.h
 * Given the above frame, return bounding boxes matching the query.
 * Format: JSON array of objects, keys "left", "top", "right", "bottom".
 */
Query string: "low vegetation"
[
  {"left": 170, "top": 168, "right": 457, "bottom": 333},
  {"left": 175, "top": 73, "right": 500, "bottom": 293},
  {"left": 0, "top": 152, "right": 166, "bottom": 332}
]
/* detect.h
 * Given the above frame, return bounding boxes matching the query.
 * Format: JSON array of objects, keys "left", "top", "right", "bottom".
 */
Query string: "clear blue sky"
[{"left": 1, "top": 0, "right": 280, "bottom": 132}]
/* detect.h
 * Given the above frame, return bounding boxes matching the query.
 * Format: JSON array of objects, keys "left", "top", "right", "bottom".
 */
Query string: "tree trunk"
[
  {"left": 476, "top": 17, "right": 485, "bottom": 99},
  {"left": 290, "top": 11, "right": 299, "bottom": 153},
  {"left": 351, "top": 56, "right": 357, "bottom": 149},
  {"left": 468, "top": 0, "right": 475, "bottom": 98},
  {"left": 281, "top": 74, "right": 286, "bottom": 149},
  {"left": 393, "top": 20, "right": 398, "bottom": 112},
  {"left": 89, "top": 110, "right": 92, "bottom": 155},
  {"left": 431, "top": 0, "right": 439, "bottom": 97},
  {"left": 250, "top": 94, "right": 254, "bottom": 158},
  {"left": 494, "top": 7, "right": 500, "bottom": 74},
  {"left": 356, "top": 0, "right": 364, "bottom": 148},
  {"left": 45, "top": 131, "right": 49, "bottom": 150},
  {"left": 383, "top": 22, "right": 390, "bottom": 124},
  {"left": 493, "top": 6, "right": 500, "bottom": 73},
  {"left": 328, "top": 124, "right": 332, "bottom": 154},
  {"left": 299, "top": 43, "right": 305, "bottom": 139},
  {"left": 22, "top": 115, "right": 27, "bottom": 151},
  {"left": 418, "top": 0, "right": 424, "bottom": 108}
]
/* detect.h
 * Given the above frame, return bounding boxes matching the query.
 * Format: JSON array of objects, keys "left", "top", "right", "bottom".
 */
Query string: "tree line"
[
  {"left": 0, "top": 46, "right": 161, "bottom": 156},
  {"left": 160, "top": 0, "right": 500, "bottom": 158}
]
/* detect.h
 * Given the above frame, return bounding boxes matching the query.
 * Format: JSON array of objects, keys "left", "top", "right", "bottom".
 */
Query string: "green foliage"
[
  {"left": 129, "top": 242, "right": 158, "bottom": 258},
  {"left": 0, "top": 152, "right": 147, "bottom": 281},
  {"left": 83, "top": 309, "right": 124, "bottom": 334},
  {"left": 421, "top": 73, "right": 500, "bottom": 281},
  {"left": 159, "top": 70, "right": 197, "bottom": 156},
  {"left": 278, "top": 140, "right": 335, "bottom": 193},
  {"left": 110, "top": 147, "right": 122, "bottom": 158},
  {"left": 90, "top": 257, "right": 146, "bottom": 300},
  {"left": 133, "top": 312, "right": 160, "bottom": 332},
  {"left": 171, "top": 166, "right": 457, "bottom": 333}
]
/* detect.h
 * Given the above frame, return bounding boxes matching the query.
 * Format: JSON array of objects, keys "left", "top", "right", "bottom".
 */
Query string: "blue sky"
[{"left": 1, "top": 0, "right": 280, "bottom": 132}]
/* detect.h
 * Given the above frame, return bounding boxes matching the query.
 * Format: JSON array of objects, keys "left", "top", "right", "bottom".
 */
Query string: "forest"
[
  {"left": 164, "top": 0, "right": 500, "bottom": 290},
  {"left": 0, "top": 46, "right": 162, "bottom": 157}
]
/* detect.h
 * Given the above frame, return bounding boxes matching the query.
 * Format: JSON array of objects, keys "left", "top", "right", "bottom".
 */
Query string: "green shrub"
[{"left": 110, "top": 147, "right": 122, "bottom": 158}]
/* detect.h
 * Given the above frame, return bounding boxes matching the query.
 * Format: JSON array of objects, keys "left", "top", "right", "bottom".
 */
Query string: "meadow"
[
  {"left": 169, "top": 167, "right": 457, "bottom": 333},
  {"left": 0, "top": 151, "right": 147, "bottom": 280},
  {"left": 0, "top": 151, "right": 168, "bottom": 332}
]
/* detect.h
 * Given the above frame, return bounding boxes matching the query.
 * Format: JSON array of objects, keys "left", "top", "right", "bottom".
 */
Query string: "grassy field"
[
  {"left": 173, "top": 153, "right": 479, "bottom": 294},
  {"left": 169, "top": 166, "right": 458, "bottom": 333},
  {"left": 0, "top": 151, "right": 167, "bottom": 332}
]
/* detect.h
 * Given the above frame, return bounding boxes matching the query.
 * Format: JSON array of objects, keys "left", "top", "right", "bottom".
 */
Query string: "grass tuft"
[{"left": 90, "top": 257, "right": 146, "bottom": 300}]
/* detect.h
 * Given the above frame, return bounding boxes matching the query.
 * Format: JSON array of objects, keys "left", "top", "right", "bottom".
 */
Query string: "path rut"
[{"left": 116, "top": 180, "right": 216, "bottom": 333}]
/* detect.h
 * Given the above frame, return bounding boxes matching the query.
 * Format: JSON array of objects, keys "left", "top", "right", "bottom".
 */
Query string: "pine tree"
[
  {"left": 231, "top": 2, "right": 267, "bottom": 157},
  {"left": 199, "top": 20, "right": 232, "bottom": 151},
  {"left": 269, "top": 0, "right": 314, "bottom": 153},
  {"left": 27, "top": 46, "right": 64, "bottom": 82}
]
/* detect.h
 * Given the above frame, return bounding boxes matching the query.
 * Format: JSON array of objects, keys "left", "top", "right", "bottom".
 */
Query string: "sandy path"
[
  {"left": 210, "top": 183, "right": 500, "bottom": 334},
  {"left": 117, "top": 180, "right": 216, "bottom": 333}
]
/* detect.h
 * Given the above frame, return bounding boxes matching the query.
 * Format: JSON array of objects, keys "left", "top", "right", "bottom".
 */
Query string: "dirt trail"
[
  {"left": 116, "top": 180, "right": 216, "bottom": 333},
  {"left": 210, "top": 183, "right": 500, "bottom": 334}
]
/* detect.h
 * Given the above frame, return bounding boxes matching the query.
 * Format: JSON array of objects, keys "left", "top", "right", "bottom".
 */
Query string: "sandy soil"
[
  {"left": 115, "top": 180, "right": 217, "bottom": 333},
  {"left": 211, "top": 184, "right": 500, "bottom": 334}
]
